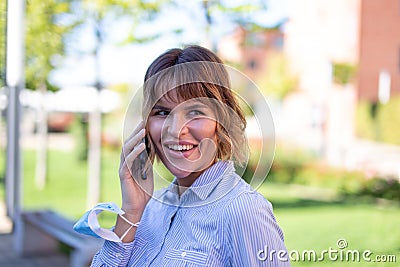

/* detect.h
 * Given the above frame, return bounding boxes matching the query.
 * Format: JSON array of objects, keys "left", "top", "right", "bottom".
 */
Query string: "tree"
[
  {"left": 67, "top": 0, "right": 170, "bottom": 208},
  {"left": 24, "top": 0, "right": 76, "bottom": 189},
  {"left": 175, "top": 0, "right": 268, "bottom": 52},
  {"left": 25, "top": 0, "right": 74, "bottom": 91}
]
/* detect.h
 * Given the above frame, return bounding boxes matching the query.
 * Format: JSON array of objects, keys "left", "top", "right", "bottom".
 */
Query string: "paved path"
[
  {"left": 0, "top": 234, "right": 69, "bottom": 267},
  {"left": 0, "top": 203, "right": 69, "bottom": 267}
]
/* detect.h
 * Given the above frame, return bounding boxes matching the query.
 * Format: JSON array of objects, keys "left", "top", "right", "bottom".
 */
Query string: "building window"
[{"left": 399, "top": 47, "right": 400, "bottom": 73}]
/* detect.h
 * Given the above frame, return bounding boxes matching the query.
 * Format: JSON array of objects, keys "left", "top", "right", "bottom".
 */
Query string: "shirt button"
[
  {"left": 115, "top": 252, "right": 121, "bottom": 258},
  {"left": 181, "top": 251, "right": 187, "bottom": 257}
]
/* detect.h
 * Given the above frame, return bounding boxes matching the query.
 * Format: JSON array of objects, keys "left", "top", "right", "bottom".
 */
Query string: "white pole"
[
  {"left": 5, "top": 0, "right": 25, "bottom": 225},
  {"left": 87, "top": 23, "right": 103, "bottom": 209},
  {"left": 87, "top": 93, "right": 101, "bottom": 209}
]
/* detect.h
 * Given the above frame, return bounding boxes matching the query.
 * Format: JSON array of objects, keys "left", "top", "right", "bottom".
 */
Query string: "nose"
[{"left": 164, "top": 113, "right": 189, "bottom": 138}]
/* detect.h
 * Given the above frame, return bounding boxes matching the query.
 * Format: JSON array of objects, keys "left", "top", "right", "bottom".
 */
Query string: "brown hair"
[{"left": 142, "top": 45, "right": 248, "bottom": 165}]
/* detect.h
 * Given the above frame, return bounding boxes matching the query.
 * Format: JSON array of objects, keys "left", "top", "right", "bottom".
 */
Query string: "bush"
[
  {"left": 356, "top": 96, "right": 400, "bottom": 145},
  {"left": 358, "top": 177, "right": 400, "bottom": 200},
  {"left": 254, "top": 145, "right": 400, "bottom": 202},
  {"left": 377, "top": 97, "right": 400, "bottom": 145},
  {"left": 267, "top": 147, "right": 315, "bottom": 184},
  {"left": 332, "top": 62, "right": 357, "bottom": 85}
]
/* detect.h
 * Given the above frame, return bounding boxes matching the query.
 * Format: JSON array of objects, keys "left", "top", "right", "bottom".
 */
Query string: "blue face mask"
[{"left": 73, "top": 202, "right": 129, "bottom": 243}]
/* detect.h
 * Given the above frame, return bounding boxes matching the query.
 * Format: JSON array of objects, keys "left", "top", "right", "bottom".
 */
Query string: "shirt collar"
[{"left": 166, "top": 160, "right": 235, "bottom": 202}]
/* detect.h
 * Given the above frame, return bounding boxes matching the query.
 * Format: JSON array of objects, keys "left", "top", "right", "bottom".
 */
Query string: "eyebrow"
[
  {"left": 182, "top": 103, "right": 208, "bottom": 110},
  {"left": 151, "top": 103, "right": 209, "bottom": 111},
  {"left": 152, "top": 105, "right": 169, "bottom": 110}
]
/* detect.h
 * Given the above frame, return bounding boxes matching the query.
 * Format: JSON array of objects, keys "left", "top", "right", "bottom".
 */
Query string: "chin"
[
  {"left": 159, "top": 151, "right": 214, "bottom": 179},
  {"left": 165, "top": 163, "right": 191, "bottom": 178}
]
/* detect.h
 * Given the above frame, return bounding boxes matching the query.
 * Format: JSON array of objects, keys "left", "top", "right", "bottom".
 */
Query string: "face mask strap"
[{"left": 118, "top": 213, "right": 140, "bottom": 241}]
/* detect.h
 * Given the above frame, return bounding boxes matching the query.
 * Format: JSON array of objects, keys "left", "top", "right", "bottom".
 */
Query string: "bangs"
[
  {"left": 142, "top": 61, "right": 230, "bottom": 116},
  {"left": 155, "top": 82, "right": 217, "bottom": 105}
]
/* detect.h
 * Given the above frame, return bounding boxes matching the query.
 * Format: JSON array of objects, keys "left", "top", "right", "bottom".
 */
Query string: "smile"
[{"left": 167, "top": 144, "right": 195, "bottom": 151}]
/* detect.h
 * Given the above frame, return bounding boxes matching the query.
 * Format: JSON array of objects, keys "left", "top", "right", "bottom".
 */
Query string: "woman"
[{"left": 86, "top": 45, "right": 290, "bottom": 266}]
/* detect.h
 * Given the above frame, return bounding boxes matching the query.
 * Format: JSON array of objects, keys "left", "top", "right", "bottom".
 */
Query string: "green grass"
[
  {"left": 0, "top": 148, "right": 399, "bottom": 266},
  {"left": 279, "top": 206, "right": 399, "bottom": 266},
  {"left": 259, "top": 183, "right": 400, "bottom": 266}
]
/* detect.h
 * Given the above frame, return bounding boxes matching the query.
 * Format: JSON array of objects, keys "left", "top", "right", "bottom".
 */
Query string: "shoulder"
[
  {"left": 225, "top": 188, "right": 274, "bottom": 221},
  {"left": 221, "top": 177, "right": 275, "bottom": 222},
  {"left": 222, "top": 181, "right": 286, "bottom": 243}
]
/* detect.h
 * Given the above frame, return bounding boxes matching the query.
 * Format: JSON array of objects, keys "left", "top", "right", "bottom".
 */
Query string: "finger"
[
  {"left": 124, "top": 120, "right": 145, "bottom": 145},
  {"left": 123, "top": 128, "right": 146, "bottom": 157},
  {"left": 125, "top": 141, "right": 146, "bottom": 161}
]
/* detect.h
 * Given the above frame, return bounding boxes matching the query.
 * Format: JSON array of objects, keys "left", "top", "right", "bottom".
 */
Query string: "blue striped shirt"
[{"left": 91, "top": 161, "right": 290, "bottom": 266}]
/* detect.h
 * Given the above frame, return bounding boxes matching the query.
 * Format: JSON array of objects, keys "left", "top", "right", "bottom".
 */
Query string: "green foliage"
[
  {"left": 1, "top": 0, "right": 170, "bottom": 91},
  {"left": 25, "top": 0, "right": 75, "bottom": 90},
  {"left": 0, "top": 0, "right": 76, "bottom": 90},
  {"left": 267, "top": 146, "right": 316, "bottom": 184},
  {"left": 359, "top": 177, "right": 400, "bottom": 200},
  {"left": 204, "top": 0, "right": 266, "bottom": 24},
  {"left": 332, "top": 62, "right": 357, "bottom": 85},
  {"left": 256, "top": 53, "right": 298, "bottom": 100},
  {"left": 248, "top": 145, "right": 400, "bottom": 202},
  {"left": 356, "top": 96, "right": 400, "bottom": 145},
  {"left": 376, "top": 97, "right": 400, "bottom": 145},
  {"left": 73, "top": 0, "right": 170, "bottom": 48},
  {"left": 355, "top": 100, "right": 376, "bottom": 140}
]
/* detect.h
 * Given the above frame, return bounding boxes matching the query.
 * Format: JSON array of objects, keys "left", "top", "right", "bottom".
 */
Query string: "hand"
[{"left": 118, "top": 121, "right": 154, "bottom": 216}]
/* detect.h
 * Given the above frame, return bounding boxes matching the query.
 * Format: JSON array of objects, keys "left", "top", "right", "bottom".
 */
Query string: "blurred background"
[{"left": 0, "top": 0, "right": 399, "bottom": 266}]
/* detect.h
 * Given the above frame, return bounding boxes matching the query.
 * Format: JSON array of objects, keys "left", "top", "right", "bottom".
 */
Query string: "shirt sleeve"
[
  {"left": 225, "top": 191, "right": 291, "bottom": 266},
  {"left": 90, "top": 235, "right": 147, "bottom": 267}
]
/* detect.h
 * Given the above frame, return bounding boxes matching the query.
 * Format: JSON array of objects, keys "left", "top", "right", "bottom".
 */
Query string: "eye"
[
  {"left": 188, "top": 110, "right": 205, "bottom": 116},
  {"left": 152, "top": 109, "right": 169, "bottom": 116}
]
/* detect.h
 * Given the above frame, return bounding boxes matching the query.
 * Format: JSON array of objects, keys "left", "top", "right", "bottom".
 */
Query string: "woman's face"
[{"left": 147, "top": 91, "right": 218, "bottom": 179}]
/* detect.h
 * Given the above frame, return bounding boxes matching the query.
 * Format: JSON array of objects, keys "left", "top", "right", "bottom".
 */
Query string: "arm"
[
  {"left": 225, "top": 192, "right": 291, "bottom": 266},
  {"left": 91, "top": 121, "right": 154, "bottom": 266}
]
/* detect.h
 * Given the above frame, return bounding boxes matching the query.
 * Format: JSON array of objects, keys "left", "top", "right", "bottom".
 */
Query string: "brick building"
[
  {"left": 358, "top": 0, "right": 400, "bottom": 101},
  {"left": 284, "top": 0, "right": 400, "bottom": 101}
]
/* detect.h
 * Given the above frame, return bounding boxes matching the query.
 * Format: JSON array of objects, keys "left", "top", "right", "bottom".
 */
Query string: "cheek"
[
  {"left": 147, "top": 118, "right": 163, "bottom": 143},
  {"left": 189, "top": 119, "right": 217, "bottom": 140}
]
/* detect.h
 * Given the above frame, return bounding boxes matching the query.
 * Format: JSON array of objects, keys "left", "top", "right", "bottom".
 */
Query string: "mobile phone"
[{"left": 139, "top": 136, "right": 149, "bottom": 180}]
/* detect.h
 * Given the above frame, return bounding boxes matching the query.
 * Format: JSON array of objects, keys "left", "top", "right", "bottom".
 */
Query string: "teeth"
[{"left": 168, "top": 144, "right": 194, "bottom": 151}]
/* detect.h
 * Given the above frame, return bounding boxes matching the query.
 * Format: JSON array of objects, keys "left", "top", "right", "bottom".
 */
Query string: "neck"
[
  {"left": 176, "top": 161, "right": 216, "bottom": 195},
  {"left": 176, "top": 170, "right": 202, "bottom": 188}
]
